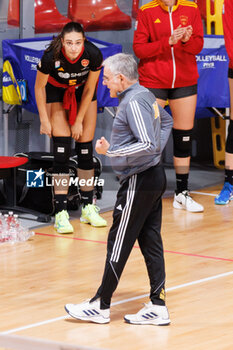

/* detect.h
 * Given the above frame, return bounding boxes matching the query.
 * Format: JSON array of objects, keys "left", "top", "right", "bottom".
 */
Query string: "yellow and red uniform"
[{"left": 133, "top": 0, "right": 204, "bottom": 89}]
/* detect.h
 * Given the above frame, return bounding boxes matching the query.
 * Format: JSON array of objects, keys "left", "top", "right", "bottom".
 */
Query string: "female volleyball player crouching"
[{"left": 35, "top": 22, "right": 107, "bottom": 233}]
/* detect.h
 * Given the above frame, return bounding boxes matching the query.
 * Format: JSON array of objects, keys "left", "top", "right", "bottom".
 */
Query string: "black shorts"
[
  {"left": 46, "top": 83, "right": 97, "bottom": 103},
  {"left": 148, "top": 84, "right": 197, "bottom": 101},
  {"left": 228, "top": 68, "right": 233, "bottom": 79}
]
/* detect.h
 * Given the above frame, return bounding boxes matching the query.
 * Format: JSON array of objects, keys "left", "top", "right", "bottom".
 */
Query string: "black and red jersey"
[{"left": 37, "top": 40, "right": 103, "bottom": 86}]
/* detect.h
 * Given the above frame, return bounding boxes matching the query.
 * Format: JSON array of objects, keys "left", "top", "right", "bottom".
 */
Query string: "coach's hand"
[{"left": 95, "top": 137, "right": 110, "bottom": 155}]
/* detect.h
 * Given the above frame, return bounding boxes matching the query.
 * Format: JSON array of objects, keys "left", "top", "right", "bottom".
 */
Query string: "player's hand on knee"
[
  {"left": 71, "top": 119, "right": 83, "bottom": 141},
  {"left": 40, "top": 120, "right": 52, "bottom": 138}
]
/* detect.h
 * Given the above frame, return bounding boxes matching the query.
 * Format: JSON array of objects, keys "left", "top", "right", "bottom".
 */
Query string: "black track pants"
[{"left": 92, "top": 165, "right": 167, "bottom": 309}]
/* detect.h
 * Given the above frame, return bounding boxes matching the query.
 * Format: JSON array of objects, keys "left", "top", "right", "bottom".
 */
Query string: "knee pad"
[
  {"left": 75, "top": 141, "right": 93, "bottom": 170},
  {"left": 53, "top": 136, "right": 71, "bottom": 173},
  {"left": 172, "top": 128, "right": 193, "bottom": 158},
  {"left": 226, "top": 120, "right": 233, "bottom": 153}
]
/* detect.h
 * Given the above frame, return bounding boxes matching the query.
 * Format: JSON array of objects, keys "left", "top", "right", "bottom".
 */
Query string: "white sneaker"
[
  {"left": 64, "top": 299, "right": 110, "bottom": 324},
  {"left": 173, "top": 190, "right": 204, "bottom": 212},
  {"left": 124, "top": 301, "right": 170, "bottom": 326}
]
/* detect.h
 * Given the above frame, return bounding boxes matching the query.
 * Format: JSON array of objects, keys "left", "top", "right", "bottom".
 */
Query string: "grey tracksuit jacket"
[{"left": 106, "top": 82, "right": 173, "bottom": 183}]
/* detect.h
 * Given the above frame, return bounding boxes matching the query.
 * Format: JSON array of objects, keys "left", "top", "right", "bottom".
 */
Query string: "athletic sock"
[
  {"left": 54, "top": 194, "right": 67, "bottom": 213},
  {"left": 80, "top": 190, "right": 93, "bottom": 207},
  {"left": 225, "top": 169, "right": 233, "bottom": 185},
  {"left": 175, "top": 173, "right": 189, "bottom": 195}
]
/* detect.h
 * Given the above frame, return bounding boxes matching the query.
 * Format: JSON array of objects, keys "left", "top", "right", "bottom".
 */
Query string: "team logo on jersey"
[
  {"left": 58, "top": 72, "right": 70, "bottom": 79},
  {"left": 81, "top": 59, "right": 89, "bottom": 67},
  {"left": 58, "top": 67, "right": 64, "bottom": 71},
  {"left": 180, "top": 15, "right": 188, "bottom": 26},
  {"left": 55, "top": 60, "right": 61, "bottom": 68},
  {"left": 154, "top": 18, "right": 161, "bottom": 24}
]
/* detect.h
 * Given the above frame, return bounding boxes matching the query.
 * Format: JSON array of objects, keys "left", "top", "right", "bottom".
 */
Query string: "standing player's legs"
[
  {"left": 169, "top": 94, "right": 194, "bottom": 191},
  {"left": 169, "top": 93, "right": 203, "bottom": 212},
  {"left": 50, "top": 102, "right": 74, "bottom": 233},
  {"left": 148, "top": 87, "right": 203, "bottom": 212},
  {"left": 215, "top": 72, "right": 233, "bottom": 204},
  {"left": 77, "top": 100, "right": 107, "bottom": 227}
]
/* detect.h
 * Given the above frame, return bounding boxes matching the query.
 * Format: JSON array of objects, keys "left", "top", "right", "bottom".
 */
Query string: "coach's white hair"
[{"left": 103, "top": 53, "right": 139, "bottom": 81}]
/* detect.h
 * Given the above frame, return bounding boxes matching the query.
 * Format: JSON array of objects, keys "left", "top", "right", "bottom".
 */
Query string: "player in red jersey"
[
  {"left": 35, "top": 22, "right": 107, "bottom": 233},
  {"left": 134, "top": 0, "right": 204, "bottom": 212}
]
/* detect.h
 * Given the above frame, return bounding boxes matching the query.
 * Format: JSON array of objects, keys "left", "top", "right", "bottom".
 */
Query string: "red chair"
[
  {"left": 0, "top": 157, "right": 50, "bottom": 222},
  {"left": 8, "top": 0, "right": 71, "bottom": 34},
  {"left": 7, "top": 0, "right": 20, "bottom": 26},
  {"left": 68, "top": 0, "right": 132, "bottom": 31}
]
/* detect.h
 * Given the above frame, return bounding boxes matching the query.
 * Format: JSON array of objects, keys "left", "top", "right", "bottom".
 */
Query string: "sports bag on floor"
[{"left": 12, "top": 152, "right": 103, "bottom": 215}]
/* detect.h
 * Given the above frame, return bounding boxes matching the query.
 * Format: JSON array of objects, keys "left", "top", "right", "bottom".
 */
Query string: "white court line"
[
  {"left": 1, "top": 270, "right": 233, "bottom": 335},
  {"left": 0, "top": 334, "right": 103, "bottom": 350},
  {"left": 0, "top": 316, "right": 70, "bottom": 335},
  {"left": 190, "top": 191, "right": 217, "bottom": 197}
]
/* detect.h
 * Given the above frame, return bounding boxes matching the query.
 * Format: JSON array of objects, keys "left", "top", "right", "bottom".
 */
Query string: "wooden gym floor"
[{"left": 1, "top": 184, "right": 233, "bottom": 350}]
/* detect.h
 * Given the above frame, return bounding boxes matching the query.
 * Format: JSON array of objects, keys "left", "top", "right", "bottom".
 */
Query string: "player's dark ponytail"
[{"left": 45, "top": 22, "right": 85, "bottom": 62}]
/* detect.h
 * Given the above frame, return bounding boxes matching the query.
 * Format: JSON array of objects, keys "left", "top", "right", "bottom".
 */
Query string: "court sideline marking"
[
  {"left": 0, "top": 333, "right": 102, "bottom": 350},
  {"left": 1, "top": 270, "right": 233, "bottom": 335},
  {"left": 35, "top": 233, "right": 233, "bottom": 262},
  {"left": 191, "top": 191, "right": 217, "bottom": 197}
]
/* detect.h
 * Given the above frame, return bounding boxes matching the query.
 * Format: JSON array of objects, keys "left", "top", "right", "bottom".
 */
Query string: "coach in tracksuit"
[{"left": 65, "top": 53, "right": 173, "bottom": 325}]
